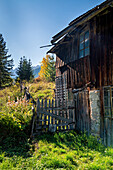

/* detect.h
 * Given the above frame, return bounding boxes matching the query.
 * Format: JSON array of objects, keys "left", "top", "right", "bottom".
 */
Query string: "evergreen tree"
[
  {"left": 26, "top": 59, "right": 34, "bottom": 81},
  {"left": 46, "top": 55, "right": 55, "bottom": 82},
  {"left": 16, "top": 57, "right": 23, "bottom": 80},
  {"left": 0, "top": 34, "right": 13, "bottom": 87},
  {"left": 16, "top": 56, "right": 34, "bottom": 82},
  {"left": 39, "top": 54, "right": 55, "bottom": 82}
]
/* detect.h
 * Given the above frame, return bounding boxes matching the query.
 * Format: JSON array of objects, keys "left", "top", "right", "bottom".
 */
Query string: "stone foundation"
[{"left": 89, "top": 90, "right": 100, "bottom": 137}]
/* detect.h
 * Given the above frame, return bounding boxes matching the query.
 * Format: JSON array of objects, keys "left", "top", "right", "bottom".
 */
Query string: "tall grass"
[
  {"left": 28, "top": 80, "right": 55, "bottom": 100},
  {"left": 0, "top": 82, "right": 113, "bottom": 169}
]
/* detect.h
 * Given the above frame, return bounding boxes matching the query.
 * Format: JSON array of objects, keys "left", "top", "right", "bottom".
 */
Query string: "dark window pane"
[
  {"left": 85, "top": 39, "right": 89, "bottom": 48},
  {"left": 104, "top": 108, "right": 111, "bottom": 116},
  {"left": 104, "top": 98, "right": 108, "bottom": 106},
  {"left": 85, "top": 48, "right": 89, "bottom": 56},
  {"left": 85, "top": 31, "right": 89, "bottom": 40},
  {"left": 80, "top": 41, "right": 84, "bottom": 50},
  {"left": 80, "top": 34, "right": 84, "bottom": 42},
  {"left": 79, "top": 50, "right": 84, "bottom": 58},
  {"left": 104, "top": 90, "right": 109, "bottom": 97},
  {"left": 104, "top": 97, "right": 111, "bottom": 107}
]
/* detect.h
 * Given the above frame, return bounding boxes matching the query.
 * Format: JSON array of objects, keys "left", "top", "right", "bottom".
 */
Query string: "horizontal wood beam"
[
  {"left": 37, "top": 108, "right": 73, "bottom": 123},
  {"left": 36, "top": 122, "right": 75, "bottom": 130}
]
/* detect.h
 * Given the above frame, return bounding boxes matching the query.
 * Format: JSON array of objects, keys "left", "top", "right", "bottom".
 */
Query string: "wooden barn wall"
[
  {"left": 90, "top": 8, "right": 113, "bottom": 88},
  {"left": 67, "top": 56, "right": 91, "bottom": 89},
  {"left": 56, "top": 8, "right": 113, "bottom": 89}
]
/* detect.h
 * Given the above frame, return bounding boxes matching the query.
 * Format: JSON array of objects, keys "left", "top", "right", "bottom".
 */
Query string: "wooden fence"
[{"left": 34, "top": 98, "right": 75, "bottom": 134}]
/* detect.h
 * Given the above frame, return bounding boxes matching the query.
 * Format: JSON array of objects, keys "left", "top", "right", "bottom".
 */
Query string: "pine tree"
[
  {"left": 16, "top": 57, "right": 23, "bottom": 80},
  {"left": 0, "top": 34, "right": 13, "bottom": 87},
  {"left": 26, "top": 59, "right": 34, "bottom": 81},
  {"left": 16, "top": 56, "right": 34, "bottom": 82}
]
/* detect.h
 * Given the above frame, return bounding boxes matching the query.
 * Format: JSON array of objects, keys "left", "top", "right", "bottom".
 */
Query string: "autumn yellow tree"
[{"left": 39, "top": 54, "right": 55, "bottom": 81}]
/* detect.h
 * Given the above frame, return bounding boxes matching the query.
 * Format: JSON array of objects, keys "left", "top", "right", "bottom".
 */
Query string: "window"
[
  {"left": 79, "top": 30, "right": 89, "bottom": 58},
  {"left": 104, "top": 87, "right": 113, "bottom": 117}
]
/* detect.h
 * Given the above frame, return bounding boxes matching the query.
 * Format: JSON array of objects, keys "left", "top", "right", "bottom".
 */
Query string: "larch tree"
[{"left": 39, "top": 54, "right": 55, "bottom": 82}]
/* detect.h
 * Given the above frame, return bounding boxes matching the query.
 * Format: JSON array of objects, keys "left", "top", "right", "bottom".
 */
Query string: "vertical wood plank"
[
  {"left": 41, "top": 99, "right": 43, "bottom": 126},
  {"left": 107, "top": 118, "right": 111, "bottom": 146},
  {"left": 36, "top": 99, "right": 40, "bottom": 131},
  {"left": 52, "top": 99, "right": 54, "bottom": 125},
  {"left": 104, "top": 118, "right": 107, "bottom": 146},
  {"left": 111, "top": 120, "right": 113, "bottom": 147},
  {"left": 45, "top": 99, "right": 47, "bottom": 130},
  {"left": 65, "top": 99, "right": 68, "bottom": 130},
  {"left": 55, "top": 99, "right": 57, "bottom": 129},
  {"left": 58, "top": 99, "right": 61, "bottom": 130},
  {"left": 48, "top": 99, "right": 50, "bottom": 125}
]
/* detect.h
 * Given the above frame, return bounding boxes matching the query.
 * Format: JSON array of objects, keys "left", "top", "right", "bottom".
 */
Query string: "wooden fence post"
[
  {"left": 31, "top": 104, "right": 35, "bottom": 138},
  {"left": 36, "top": 99, "right": 40, "bottom": 132}
]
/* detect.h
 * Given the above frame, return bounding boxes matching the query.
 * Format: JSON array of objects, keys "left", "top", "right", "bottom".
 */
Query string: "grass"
[
  {"left": 1, "top": 81, "right": 113, "bottom": 169},
  {"left": 28, "top": 80, "right": 55, "bottom": 100},
  {"left": 1, "top": 131, "right": 113, "bottom": 169}
]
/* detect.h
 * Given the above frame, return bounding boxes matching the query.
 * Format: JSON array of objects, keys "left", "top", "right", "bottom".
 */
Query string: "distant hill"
[
  {"left": 11, "top": 65, "right": 41, "bottom": 79},
  {"left": 32, "top": 65, "right": 41, "bottom": 78}
]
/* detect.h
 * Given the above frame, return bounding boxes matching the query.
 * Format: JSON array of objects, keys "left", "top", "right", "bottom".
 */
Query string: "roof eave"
[{"left": 51, "top": 0, "right": 113, "bottom": 45}]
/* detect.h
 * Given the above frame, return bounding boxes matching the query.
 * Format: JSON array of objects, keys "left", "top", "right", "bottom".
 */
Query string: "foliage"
[
  {"left": 0, "top": 84, "right": 33, "bottom": 158},
  {"left": 39, "top": 54, "right": 55, "bottom": 82},
  {"left": 34, "top": 76, "right": 41, "bottom": 82},
  {"left": 16, "top": 56, "right": 34, "bottom": 82},
  {"left": 1, "top": 84, "right": 113, "bottom": 169},
  {"left": 28, "top": 80, "right": 55, "bottom": 100},
  {"left": 0, "top": 34, "right": 13, "bottom": 87}
]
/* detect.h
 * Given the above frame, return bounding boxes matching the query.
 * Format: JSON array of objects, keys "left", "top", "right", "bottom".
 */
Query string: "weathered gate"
[
  {"left": 35, "top": 99, "right": 75, "bottom": 133},
  {"left": 74, "top": 90, "right": 90, "bottom": 135}
]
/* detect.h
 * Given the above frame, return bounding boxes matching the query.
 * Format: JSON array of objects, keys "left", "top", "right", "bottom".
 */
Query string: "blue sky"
[{"left": 0, "top": 0, "right": 104, "bottom": 68}]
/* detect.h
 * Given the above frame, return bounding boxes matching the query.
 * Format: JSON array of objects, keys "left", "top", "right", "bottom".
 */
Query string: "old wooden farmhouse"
[{"left": 48, "top": 0, "right": 113, "bottom": 146}]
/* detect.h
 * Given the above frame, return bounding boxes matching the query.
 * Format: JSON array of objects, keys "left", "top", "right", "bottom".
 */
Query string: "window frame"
[
  {"left": 79, "top": 30, "right": 90, "bottom": 59},
  {"left": 103, "top": 87, "right": 113, "bottom": 118}
]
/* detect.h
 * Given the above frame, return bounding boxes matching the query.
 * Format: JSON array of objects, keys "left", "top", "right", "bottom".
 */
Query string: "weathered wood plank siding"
[
  {"left": 90, "top": 8, "right": 113, "bottom": 88},
  {"left": 56, "top": 8, "right": 113, "bottom": 90}
]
